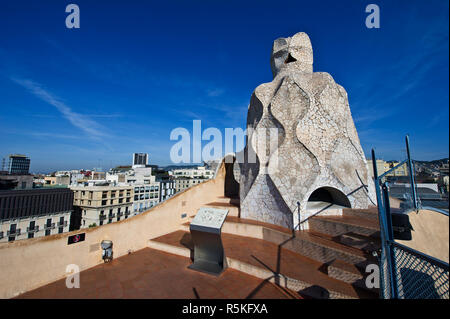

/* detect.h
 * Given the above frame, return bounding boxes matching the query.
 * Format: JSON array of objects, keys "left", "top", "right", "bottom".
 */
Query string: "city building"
[
  {"left": 125, "top": 166, "right": 160, "bottom": 214},
  {"left": 0, "top": 173, "right": 34, "bottom": 190},
  {"left": 133, "top": 153, "right": 148, "bottom": 166},
  {"left": 367, "top": 159, "right": 408, "bottom": 177},
  {"left": 174, "top": 177, "right": 206, "bottom": 193},
  {"left": 71, "top": 184, "right": 133, "bottom": 228},
  {"left": 169, "top": 166, "right": 214, "bottom": 179},
  {"left": 43, "top": 175, "right": 70, "bottom": 186},
  {"left": 384, "top": 161, "right": 408, "bottom": 176},
  {"left": 7, "top": 154, "right": 30, "bottom": 175},
  {"left": 0, "top": 188, "right": 73, "bottom": 242},
  {"left": 158, "top": 178, "right": 175, "bottom": 202}
]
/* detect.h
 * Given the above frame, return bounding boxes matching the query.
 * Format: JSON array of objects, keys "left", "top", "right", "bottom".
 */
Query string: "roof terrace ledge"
[{"left": 0, "top": 162, "right": 228, "bottom": 299}]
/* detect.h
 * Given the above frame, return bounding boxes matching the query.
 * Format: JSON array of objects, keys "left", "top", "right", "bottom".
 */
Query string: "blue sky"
[{"left": 0, "top": 0, "right": 448, "bottom": 173}]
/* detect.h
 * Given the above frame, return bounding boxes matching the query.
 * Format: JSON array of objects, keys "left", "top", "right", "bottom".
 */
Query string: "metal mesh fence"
[
  {"left": 378, "top": 246, "right": 391, "bottom": 299},
  {"left": 392, "top": 243, "right": 449, "bottom": 299},
  {"left": 376, "top": 159, "right": 449, "bottom": 299}
]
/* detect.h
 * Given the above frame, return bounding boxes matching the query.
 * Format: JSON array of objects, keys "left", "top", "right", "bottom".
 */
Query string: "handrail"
[{"left": 372, "top": 136, "right": 449, "bottom": 299}]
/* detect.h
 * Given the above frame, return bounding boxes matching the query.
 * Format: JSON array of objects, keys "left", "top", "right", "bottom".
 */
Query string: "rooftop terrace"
[{"left": 1, "top": 160, "right": 384, "bottom": 299}]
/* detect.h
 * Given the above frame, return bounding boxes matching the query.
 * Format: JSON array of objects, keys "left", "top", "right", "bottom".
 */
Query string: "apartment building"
[
  {"left": 132, "top": 184, "right": 160, "bottom": 213},
  {"left": 71, "top": 184, "right": 133, "bottom": 228},
  {"left": 158, "top": 179, "right": 175, "bottom": 202},
  {"left": 384, "top": 161, "right": 408, "bottom": 177},
  {"left": 125, "top": 166, "right": 160, "bottom": 214},
  {"left": 174, "top": 177, "right": 206, "bottom": 193},
  {"left": 7, "top": 154, "right": 30, "bottom": 175},
  {"left": 169, "top": 166, "right": 214, "bottom": 179},
  {"left": 0, "top": 188, "right": 73, "bottom": 243},
  {"left": 133, "top": 153, "right": 148, "bottom": 166},
  {"left": 367, "top": 159, "right": 408, "bottom": 177},
  {"left": 0, "top": 173, "right": 34, "bottom": 190}
]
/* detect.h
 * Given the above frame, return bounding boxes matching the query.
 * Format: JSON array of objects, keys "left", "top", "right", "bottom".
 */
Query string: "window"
[
  {"left": 58, "top": 217, "right": 64, "bottom": 234},
  {"left": 28, "top": 221, "right": 35, "bottom": 239},
  {"left": 45, "top": 218, "right": 52, "bottom": 236},
  {"left": 108, "top": 209, "right": 113, "bottom": 224},
  {"left": 100, "top": 210, "right": 105, "bottom": 226},
  {"left": 8, "top": 224, "right": 17, "bottom": 242},
  {"left": 102, "top": 200, "right": 107, "bottom": 206}
]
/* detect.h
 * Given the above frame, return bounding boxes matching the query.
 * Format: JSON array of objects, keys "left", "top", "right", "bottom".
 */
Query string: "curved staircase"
[{"left": 148, "top": 197, "right": 381, "bottom": 299}]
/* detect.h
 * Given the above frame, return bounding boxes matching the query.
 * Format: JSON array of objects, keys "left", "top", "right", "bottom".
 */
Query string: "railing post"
[
  {"left": 382, "top": 181, "right": 399, "bottom": 299},
  {"left": 405, "top": 135, "right": 418, "bottom": 211},
  {"left": 382, "top": 182, "right": 394, "bottom": 242},
  {"left": 372, "top": 149, "right": 398, "bottom": 299}
]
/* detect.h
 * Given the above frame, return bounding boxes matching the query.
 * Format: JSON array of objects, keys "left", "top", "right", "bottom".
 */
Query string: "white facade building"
[{"left": 169, "top": 166, "right": 214, "bottom": 179}]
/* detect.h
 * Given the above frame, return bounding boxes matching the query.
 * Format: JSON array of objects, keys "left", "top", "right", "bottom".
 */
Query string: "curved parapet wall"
[
  {"left": 0, "top": 162, "right": 228, "bottom": 299},
  {"left": 239, "top": 32, "right": 371, "bottom": 229}
]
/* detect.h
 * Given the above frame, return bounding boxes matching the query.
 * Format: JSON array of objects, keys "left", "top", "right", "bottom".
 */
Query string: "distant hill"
[{"left": 414, "top": 158, "right": 448, "bottom": 165}]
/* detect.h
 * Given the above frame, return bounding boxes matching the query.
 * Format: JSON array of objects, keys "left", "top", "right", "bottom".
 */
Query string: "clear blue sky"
[{"left": 0, "top": 0, "right": 448, "bottom": 173}]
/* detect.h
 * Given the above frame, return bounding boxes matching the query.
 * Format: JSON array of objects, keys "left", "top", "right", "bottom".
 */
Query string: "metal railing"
[
  {"left": 372, "top": 136, "right": 449, "bottom": 299},
  {"left": 27, "top": 226, "right": 40, "bottom": 233}
]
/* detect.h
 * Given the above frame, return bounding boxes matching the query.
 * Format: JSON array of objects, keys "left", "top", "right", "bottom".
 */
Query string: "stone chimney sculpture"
[{"left": 238, "top": 32, "right": 374, "bottom": 229}]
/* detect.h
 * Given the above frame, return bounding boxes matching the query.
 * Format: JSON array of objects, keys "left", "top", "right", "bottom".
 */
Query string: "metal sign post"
[{"left": 188, "top": 207, "right": 229, "bottom": 276}]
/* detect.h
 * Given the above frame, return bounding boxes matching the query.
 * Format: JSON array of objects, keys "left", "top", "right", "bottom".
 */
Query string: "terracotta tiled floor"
[
  {"left": 153, "top": 230, "right": 374, "bottom": 298},
  {"left": 16, "top": 248, "right": 295, "bottom": 299}
]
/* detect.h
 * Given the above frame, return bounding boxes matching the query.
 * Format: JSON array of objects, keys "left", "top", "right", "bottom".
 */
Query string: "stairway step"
[
  {"left": 327, "top": 259, "right": 363, "bottom": 284},
  {"left": 327, "top": 259, "right": 380, "bottom": 297},
  {"left": 293, "top": 230, "right": 368, "bottom": 265},
  {"left": 150, "top": 230, "right": 376, "bottom": 299},
  {"left": 309, "top": 215, "right": 380, "bottom": 238},
  {"left": 148, "top": 239, "right": 191, "bottom": 258},
  {"left": 338, "top": 232, "right": 381, "bottom": 253},
  {"left": 212, "top": 217, "right": 368, "bottom": 266},
  {"left": 343, "top": 208, "right": 379, "bottom": 221}
]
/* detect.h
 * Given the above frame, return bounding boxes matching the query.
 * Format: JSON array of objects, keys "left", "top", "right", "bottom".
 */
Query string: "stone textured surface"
[{"left": 239, "top": 32, "right": 373, "bottom": 229}]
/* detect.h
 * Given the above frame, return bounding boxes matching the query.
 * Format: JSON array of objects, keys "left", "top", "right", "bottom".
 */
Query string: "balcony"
[
  {"left": 43, "top": 223, "right": 55, "bottom": 230},
  {"left": 26, "top": 226, "right": 40, "bottom": 233},
  {"left": 7, "top": 229, "right": 21, "bottom": 236},
  {"left": 57, "top": 221, "right": 68, "bottom": 227}
]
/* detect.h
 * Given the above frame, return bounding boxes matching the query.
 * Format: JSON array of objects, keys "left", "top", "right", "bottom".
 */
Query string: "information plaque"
[{"left": 188, "top": 207, "right": 229, "bottom": 276}]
